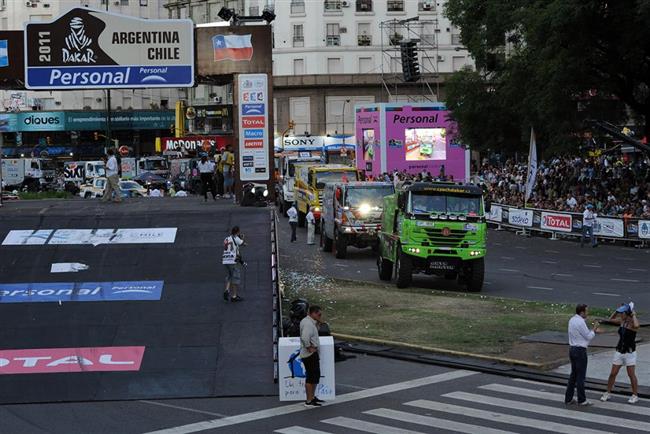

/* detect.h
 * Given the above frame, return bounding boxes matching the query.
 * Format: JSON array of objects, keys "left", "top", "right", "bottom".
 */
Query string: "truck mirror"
[
  {"left": 335, "top": 187, "right": 342, "bottom": 201},
  {"left": 397, "top": 192, "right": 406, "bottom": 210}
]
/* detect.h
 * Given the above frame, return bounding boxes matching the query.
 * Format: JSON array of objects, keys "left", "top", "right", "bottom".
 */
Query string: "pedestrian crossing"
[{"left": 273, "top": 378, "right": 649, "bottom": 434}]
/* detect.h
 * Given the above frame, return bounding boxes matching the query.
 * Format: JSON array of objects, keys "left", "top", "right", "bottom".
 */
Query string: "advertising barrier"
[{"left": 489, "top": 204, "right": 646, "bottom": 241}]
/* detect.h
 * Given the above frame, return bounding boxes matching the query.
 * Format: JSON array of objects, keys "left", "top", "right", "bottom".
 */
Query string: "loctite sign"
[
  {"left": 0, "top": 346, "right": 145, "bottom": 374},
  {"left": 163, "top": 136, "right": 217, "bottom": 152},
  {"left": 540, "top": 212, "right": 572, "bottom": 232}
]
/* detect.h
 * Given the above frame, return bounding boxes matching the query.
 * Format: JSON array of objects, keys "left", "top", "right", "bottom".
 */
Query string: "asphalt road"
[{"left": 277, "top": 210, "right": 650, "bottom": 308}]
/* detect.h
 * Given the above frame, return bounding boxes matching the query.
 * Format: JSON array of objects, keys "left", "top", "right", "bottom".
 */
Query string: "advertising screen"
[
  {"left": 362, "top": 129, "right": 375, "bottom": 162},
  {"left": 404, "top": 128, "right": 446, "bottom": 161}
]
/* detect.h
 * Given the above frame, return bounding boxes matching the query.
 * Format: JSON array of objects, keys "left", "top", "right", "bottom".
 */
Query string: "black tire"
[
  {"left": 322, "top": 225, "right": 333, "bottom": 252},
  {"left": 395, "top": 249, "right": 413, "bottom": 289},
  {"left": 315, "top": 218, "right": 321, "bottom": 235},
  {"left": 371, "top": 242, "right": 380, "bottom": 253},
  {"left": 84, "top": 192, "right": 92, "bottom": 199},
  {"left": 444, "top": 272, "right": 458, "bottom": 280},
  {"left": 465, "top": 257, "right": 485, "bottom": 292},
  {"left": 334, "top": 231, "right": 347, "bottom": 259},
  {"left": 378, "top": 256, "right": 393, "bottom": 281},
  {"left": 298, "top": 210, "right": 306, "bottom": 227}
]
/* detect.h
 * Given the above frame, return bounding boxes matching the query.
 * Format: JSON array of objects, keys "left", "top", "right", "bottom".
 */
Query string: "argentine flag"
[{"left": 0, "top": 40, "right": 8, "bottom": 68}]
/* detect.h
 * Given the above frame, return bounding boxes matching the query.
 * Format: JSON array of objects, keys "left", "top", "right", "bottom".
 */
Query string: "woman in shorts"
[{"left": 600, "top": 302, "right": 640, "bottom": 404}]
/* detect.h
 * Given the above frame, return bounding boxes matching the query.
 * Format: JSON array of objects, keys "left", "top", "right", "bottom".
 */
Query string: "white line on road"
[
  {"left": 500, "top": 256, "right": 515, "bottom": 260},
  {"left": 577, "top": 254, "right": 594, "bottom": 257},
  {"left": 553, "top": 273, "right": 573, "bottom": 277},
  {"left": 144, "top": 370, "right": 477, "bottom": 434},
  {"left": 365, "top": 408, "right": 516, "bottom": 434},
  {"left": 545, "top": 250, "right": 560, "bottom": 254},
  {"left": 611, "top": 278, "right": 640, "bottom": 283},
  {"left": 542, "top": 260, "right": 558, "bottom": 264},
  {"left": 514, "top": 246, "right": 527, "bottom": 250},
  {"left": 334, "top": 263, "right": 349, "bottom": 268},
  {"left": 620, "top": 257, "right": 636, "bottom": 261},
  {"left": 498, "top": 268, "right": 519, "bottom": 273},
  {"left": 593, "top": 292, "right": 620, "bottom": 297},
  {"left": 323, "top": 416, "right": 424, "bottom": 434},
  {"left": 628, "top": 268, "right": 648, "bottom": 272},
  {"left": 583, "top": 264, "right": 602, "bottom": 268},
  {"left": 275, "top": 427, "right": 332, "bottom": 434},
  {"left": 527, "top": 286, "right": 554, "bottom": 291},
  {"left": 405, "top": 400, "right": 609, "bottom": 434},
  {"left": 139, "top": 401, "right": 228, "bottom": 418}
]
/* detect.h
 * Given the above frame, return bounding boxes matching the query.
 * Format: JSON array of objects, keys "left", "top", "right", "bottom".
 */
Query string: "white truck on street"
[{"left": 1, "top": 158, "right": 54, "bottom": 190}]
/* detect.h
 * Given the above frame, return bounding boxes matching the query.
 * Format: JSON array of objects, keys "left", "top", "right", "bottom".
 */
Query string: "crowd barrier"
[
  {"left": 488, "top": 204, "right": 650, "bottom": 243},
  {"left": 271, "top": 210, "right": 282, "bottom": 383}
]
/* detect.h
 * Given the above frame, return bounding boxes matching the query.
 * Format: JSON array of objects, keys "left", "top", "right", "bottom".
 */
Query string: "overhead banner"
[
  {"left": 0, "top": 31, "right": 25, "bottom": 89},
  {"left": 238, "top": 73, "right": 269, "bottom": 181},
  {"left": 196, "top": 25, "right": 272, "bottom": 76},
  {"left": 25, "top": 8, "right": 194, "bottom": 89}
]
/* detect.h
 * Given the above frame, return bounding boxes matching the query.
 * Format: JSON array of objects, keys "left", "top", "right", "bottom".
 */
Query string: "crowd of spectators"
[{"left": 478, "top": 155, "right": 650, "bottom": 218}]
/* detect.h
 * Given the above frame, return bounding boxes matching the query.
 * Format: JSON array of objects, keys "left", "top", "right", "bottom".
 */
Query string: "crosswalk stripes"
[
  {"left": 322, "top": 416, "right": 424, "bottom": 434},
  {"left": 364, "top": 408, "right": 518, "bottom": 434},
  {"left": 443, "top": 391, "right": 650, "bottom": 432},
  {"left": 479, "top": 383, "right": 650, "bottom": 416},
  {"left": 274, "top": 427, "right": 332, "bottom": 434},
  {"left": 404, "top": 400, "right": 611, "bottom": 434}
]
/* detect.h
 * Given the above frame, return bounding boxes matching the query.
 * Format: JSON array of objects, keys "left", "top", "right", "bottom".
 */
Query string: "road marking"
[
  {"left": 593, "top": 292, "right": 620, "bottom": 297},
  {"left": 527, "top": 286, "right": 554, "bottom": 291},
  {"left": 275, "top": 428, "right": 332, "bottom": 434},
  {"left": 365, "top": 408, "right": 516, "bottom": 434},
  {"left": 139, "top": 401, "right": 228, "bottom": 418},
  {"left": 337, "top": 383, "right": 368, "bottom": 390},
  {"left": 620, "top": 257, "right": 635, "bottom": 261},
  {"left": 577, "top": 254, "right": 594, "bottom": 257},
  {"left": 405, "top": 400, "right": 609, "bottom": 434},
  {"left": 144, "top": 370, "right": 476, "bottom": 434},
  {"left": 444, "top": 391, "right": 650, "bottom": 432},
  {"left": 500, "top": 256, "right": 515, "bottom": 260},
  {"left": 553, "top": 273, "right": 573, "bottom": 277},
  {"left": 368, "top": 268, "right": 377, "bottom": 272},
  {"left": 514, "top": 246, "right": 527, "bottom": 250},
  {"left": 610, "top": 278, "right": 640, "bottom": 283},
  {"left": 334, "top": 263, "right": 349, "bottom": 268},
  {"left": 542, "top": 260, "right": 558, "bottom": 264},
  {"left": 323, "top": 416, "right": 424, "bottom": 434},
  {"left": 513, "top": 379, "right": 568, "bottom": 389},
  {"left": 479, "top": 384, "right": 650, "bottom": 416},
  {"left": 583, "top": 264, "right": 602, "bottom": 268},
  {"left": 628, "top": 268, "right": 647, "bottom": 272},
  {"left": 498, "top": 268, "right": 519, "bottom": 273},
  {"left": 545, "top": 250, "right": 560, "bottom": 254}
]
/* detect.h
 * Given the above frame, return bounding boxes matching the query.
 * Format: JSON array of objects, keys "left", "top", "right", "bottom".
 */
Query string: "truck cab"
[
  {"left": 137, "top": 157, "right": 170, "bottom": 178},
  {"left": 1, "top": 158, "right": 47, "bottom": 190},
  {"left": 294, "top": 163, "right": 359, "bottom": 227},
  {"left": 377, "top": 182, "right": 488, "bottom": 291},
  {"left": 321, "top": 182, "right": 394, "bottom": 258},
  {"left": 277, "top": 153, "right": 321, "bottom": 215}
]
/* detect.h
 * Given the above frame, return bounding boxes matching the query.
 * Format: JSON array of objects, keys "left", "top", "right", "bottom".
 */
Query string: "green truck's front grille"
[{"left": 412, "top": 228, "right": 468, "bottom": 247}]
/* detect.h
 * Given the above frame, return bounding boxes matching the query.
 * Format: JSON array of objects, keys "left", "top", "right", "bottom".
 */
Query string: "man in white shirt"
[
  {"left": 102, "top": 149, "right": 121, "bottom": 203},
  {"left": 306, "top": 207, "right": 316, "bottom": 245},
  {"left": 198, "top": 155, "right": 216, "bottom": 202},
  {"left": 565, "top": 304, "right": 600, "bottom": 405},
  {"left": 300, "top": 305, "right": 323, "bottom": 407},
  {"left": 566, "top": 194, "right": 577, "bottom": 209},
  {"left": 287, "top": 204, "right": 298, "bottom": 243},
  {"left": 581, "top": 204, "right": 598, "bottom": 248},
  {"left": 222, "top": 226, "right": 245, "bottom": 302}
]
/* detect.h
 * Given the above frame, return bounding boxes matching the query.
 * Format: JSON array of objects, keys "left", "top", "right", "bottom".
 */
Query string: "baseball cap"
[
  {"left": 586, "top": 204, "right": 594, "bottom": 209},
  {"left": 616, "top": 302, "right": 634, "bottom": 313}
]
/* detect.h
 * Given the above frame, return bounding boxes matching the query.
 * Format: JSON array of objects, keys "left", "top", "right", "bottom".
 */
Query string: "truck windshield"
[
  {"left": 144, "top": 159, "right": 168, "bottom": 170},
  {"left": 346, "top": 186, "right": 394, "bottom": 208},
  {"left": 95, "top": 165, "right": 106, "bottom": 176},
  {"left": 316, "top": 171, "right": 356, "bottom": 188},
  {"left": 409, "top": 193, "right": 482, "bottom": 216}
]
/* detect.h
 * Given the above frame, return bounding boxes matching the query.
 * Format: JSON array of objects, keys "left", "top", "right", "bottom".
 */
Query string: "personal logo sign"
[
  {"left": 2, "top": 228, "right": 177, "bottom": 246},
  {"left": 25, "top": 8, "right": 194, "bottom": 89},
  {"left": 0, "top": 280, "right": 164, "bottom": 303},
  {"left": 0, "top": 346, "right": 145, "bottom": 375}
]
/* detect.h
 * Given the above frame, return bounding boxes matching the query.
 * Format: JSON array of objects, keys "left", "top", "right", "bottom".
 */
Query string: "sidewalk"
[{"left": 554, "top": 343, "right": 650, "bottom": 387}]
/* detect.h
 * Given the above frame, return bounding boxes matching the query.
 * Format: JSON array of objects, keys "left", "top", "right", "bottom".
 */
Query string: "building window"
[
  {"left": 418, "top": 0, "right": 435, "bottom": 12},
  {"left": 293, "top": 24, "right": 304, "bottom": 47},
  {"left": 388, "top": 24, "right": 403, "bottom": 45},
  {"left": 452, "top": 56, "right": 466, "bottom": 71},
  {"left": 326, "top": 23, "right": 340, "bottom": 46},
  {"left": 356, "top": 0, "right": 372, "bottom": 12},
  {"left": 324, "top": 0, "right": 341, "bottom": 12},
  {"left": 358, "top": 57, "right": 373, "bottom": 73},
  {"left": 120, "top": 0, "right": 129, "bottom": 5},
  {"left": 451, "top": 32, "right": 462, "bottom": 45},
  {"left": 139, "top": 0, "right": 148, "bottom": 6},
  {"left": 293, "top": 59, "right": 305, "bottom": 75},
  {"left": 249, "top": 6, "right": 260, "bottom": 15},
  {"left": 357, "top": 23, "right": 371, "bottom": 46},
  {"left": 327, "top": 58, "right": 342, "bottom": 74},
  {"left": 291, "top": 0, "right": 305, "bottom": 14},
  {"left": 387, "top": 0, "right": 403, "bottom": 12}
]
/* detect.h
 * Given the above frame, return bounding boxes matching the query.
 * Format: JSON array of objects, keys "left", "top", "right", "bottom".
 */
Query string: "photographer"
[{"left": 222, "top": 226, "right": 246, "bottom": 302}]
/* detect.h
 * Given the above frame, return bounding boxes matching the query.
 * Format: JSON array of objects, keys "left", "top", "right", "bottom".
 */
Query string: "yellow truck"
[{"left": 294, "top": 163, "right": 359, "bottom": 227}]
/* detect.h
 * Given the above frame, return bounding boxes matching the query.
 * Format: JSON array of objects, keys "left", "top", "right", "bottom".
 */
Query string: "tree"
[{"left": 445, "top": 0, "right": 649, "bottom": 154}]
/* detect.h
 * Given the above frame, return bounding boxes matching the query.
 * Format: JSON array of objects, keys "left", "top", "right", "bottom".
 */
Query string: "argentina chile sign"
[{"left": 24, "top": 8, "right": 194, "bottom": 90}]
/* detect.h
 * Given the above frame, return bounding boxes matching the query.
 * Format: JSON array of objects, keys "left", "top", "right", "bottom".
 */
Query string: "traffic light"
[
  {"left": 94, "top": 132, "right": 99, "bottom": 141},
  {"left": 400, "top": 41, "right": 420, "bottom": 82}
]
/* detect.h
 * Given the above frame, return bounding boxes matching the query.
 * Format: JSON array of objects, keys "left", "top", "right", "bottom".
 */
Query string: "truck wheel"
[
  {"left": 465, "top": 258, "right": 485, "bottom": 292},
  {"left": 444, "top": 272, "right": 458, "bottom": 280},
  {"left": 378, "top": 256, "right": 393, "bottom": 281},
  {"left": 315, "top": 218, "right": 321, "bottom": 235},
  {"left": 322, "top": 226, "right": 333, "bottom": 252},
  {"left": 395, "top": 249, "right": 413, "bottom": 289},
  {"left": 334, "top": 231, "right": 347, "bottom": 259},
  {"left": 84, "top": 192, "right": 92, "bottom": 199},
  {"left": 298, "top": 211, "right": 306, "bottom": 227}
]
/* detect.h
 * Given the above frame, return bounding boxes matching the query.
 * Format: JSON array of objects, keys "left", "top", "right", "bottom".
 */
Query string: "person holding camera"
[
  {"left": 222, "top": 226, "right": 245, "bottom": 302},
  {"left": 600, "top": 302, "right": 640, "bottom": 404},
  {"left": 565, "top": 303, "right": 601, "bottom": 406}
]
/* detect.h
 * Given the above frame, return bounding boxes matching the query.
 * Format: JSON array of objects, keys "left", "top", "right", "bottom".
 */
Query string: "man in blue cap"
[{"left": 580, "top": 204, "right": 598, "bottom": 248}]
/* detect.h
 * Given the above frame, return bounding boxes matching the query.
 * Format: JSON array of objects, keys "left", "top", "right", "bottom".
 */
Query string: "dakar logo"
[{"left": 62, "top": 17, "right": 96, "bottom": 64}]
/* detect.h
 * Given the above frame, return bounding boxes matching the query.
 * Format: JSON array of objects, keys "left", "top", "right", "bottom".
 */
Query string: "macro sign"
[{"left": 24, "top": 8, "right": 194, "bottom": 90}]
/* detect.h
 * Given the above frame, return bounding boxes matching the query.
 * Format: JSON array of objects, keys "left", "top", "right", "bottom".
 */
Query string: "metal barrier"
[
  {"left": 271, "top": 209, "right": 282, "bottom": 383},
  {"left": 488, "top": 204, "right": 650, "bottom": 244}
]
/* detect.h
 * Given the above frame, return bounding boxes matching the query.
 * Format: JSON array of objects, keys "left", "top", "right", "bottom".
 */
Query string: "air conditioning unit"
[
  {"left": 25, "top": 1, "right": 33, "bottom": 6},
  {"left": 342, "top": 1, "right": 350, "bottom": 7},
  {"left": 437, "top": 55, "right": 445, "bottom": 61},
  {"left": 340, "top": 27, "right": 347, "bottom": 33},
  {"left": 43, "top": 3, "right": 50, "bottom": 7},
  {"left": 214, "top": 96, "right": 223, "bottom": 104},
  {"left": 422, "top": 2, "right": 433, "bottom": 10}
]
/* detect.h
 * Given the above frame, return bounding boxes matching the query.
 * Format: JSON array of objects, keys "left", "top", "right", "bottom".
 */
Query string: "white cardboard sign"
[{"left": 278, "top": 336, "right": 336, "bottom": 402}]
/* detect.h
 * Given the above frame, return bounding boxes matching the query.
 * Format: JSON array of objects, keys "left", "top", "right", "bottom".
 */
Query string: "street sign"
[{"left": 24, "top": 8, "right": 194, "bottom": 90}]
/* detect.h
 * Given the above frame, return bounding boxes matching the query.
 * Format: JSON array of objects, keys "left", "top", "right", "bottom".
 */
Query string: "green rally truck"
[{"left": 377, "top": 182, "right": 488, "bottom": 291}]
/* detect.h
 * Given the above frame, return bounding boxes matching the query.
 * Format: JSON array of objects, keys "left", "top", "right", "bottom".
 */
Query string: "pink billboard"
[{"left": 355, "top": 103, "right": 468, "bottom": 181}]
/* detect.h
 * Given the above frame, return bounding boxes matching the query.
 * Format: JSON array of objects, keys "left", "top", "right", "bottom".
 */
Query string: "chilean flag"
[{"left": 212, "top": 34, "right": 254, "bottom": 62}]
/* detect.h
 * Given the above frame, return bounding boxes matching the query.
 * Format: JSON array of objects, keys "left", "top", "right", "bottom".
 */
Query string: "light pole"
[{"left": 341, "top": 99, "right": 350, "bottom": 154}]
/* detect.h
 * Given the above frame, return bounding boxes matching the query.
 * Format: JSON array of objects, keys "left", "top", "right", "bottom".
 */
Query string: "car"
[{"left": 79, "top": 178, "right": 148, "bottom": 199}]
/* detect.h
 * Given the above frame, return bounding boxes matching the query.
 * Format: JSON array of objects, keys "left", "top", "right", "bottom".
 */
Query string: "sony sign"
[{"left": 282, "top": 136, "right": 324, "bottom": 151}]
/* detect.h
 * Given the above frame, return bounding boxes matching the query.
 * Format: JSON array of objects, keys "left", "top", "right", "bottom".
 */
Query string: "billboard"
[
  {"left": 238, "top": 73, "right": 269, "bottom": 181},
  {"left": 0, "top": 110, "right": 174, "bottom": 132},
  {"left": 24, "top": 8, "right": 194, "bottom": 89},
  {"left": 196, "top": 25, "right": 272, "bottom": 76},
  {"left": 0, "top": 31, "right": 25, "bottom": 89}
]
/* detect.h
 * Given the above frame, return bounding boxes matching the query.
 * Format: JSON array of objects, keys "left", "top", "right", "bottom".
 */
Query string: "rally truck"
[
  {"left": 377, "top": 182, "right": 488, "bottom": 291},
  {"left": 294, "top": 163, "right": 359, "bottom": 228},
  {"left": 277, "top": 153, "right": 321, "bottom": 216},
  {"left": 321, "top": 182, "right": 395, "bottom": 259}
]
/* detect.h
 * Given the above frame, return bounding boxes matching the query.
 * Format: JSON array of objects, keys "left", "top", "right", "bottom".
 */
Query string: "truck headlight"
[
  {"left": 314, "top": 207, "right": 321, "bottom": 212},
  {"left": 469, "top": 250, "right": 482, "bottom": 256},
  {"left": 358, "top": 203, "right": 371, "bottom": 215},
  {"left": 263, "top": 189, "right": 268, "bottom": 197}
]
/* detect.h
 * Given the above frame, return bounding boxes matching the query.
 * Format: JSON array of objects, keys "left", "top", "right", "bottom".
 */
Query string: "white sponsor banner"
[
  {"left": 2, "top": 228, "right": 177, "bottom": 246},
  {"left": 238, "top": 73, "right": 269, "bottom": 181},
  {"left": 593, "top": 217, "right": 624, "bottom": 238},
  {"left": 488, "top": 205, "right": 503, "bottom": 222},
  {"left": 639, "top": 220, "right": 650, "bottom": 239},
  {"left": 540, "top": 212, "right": 572, "bottom": 233},
  {"left": 508, "top": 208, "right": 533, "bottom": 227},
  {"left": 278, "top": 336, "right": 335, "bottom": 401}
]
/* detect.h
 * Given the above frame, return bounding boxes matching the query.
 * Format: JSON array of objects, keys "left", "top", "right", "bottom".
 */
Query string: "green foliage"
[
  {"left": 444, "top": 0, "right": 649, "bottom": 154},
  {"left": 17, "top": 191, "right": 73, "bottom": 200}
]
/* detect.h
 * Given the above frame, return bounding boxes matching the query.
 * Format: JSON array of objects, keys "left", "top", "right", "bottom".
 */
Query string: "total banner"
[
  {"left": 540, "top": 212, "right": 572, "bottom": 233},
  {"left": 238, "top": 73, "right": 269, "bottom": 181},
  {"left": 593, "top": 217, "right": 625, "bottom": 238},
  {"left": 508, "top": 208, "right": 533, "bottom": 227},
  {"left": 278, "top": 336, "right": 335, "bottom": 401},
  {"left": 25, "top": 8, "right": 194, "bottom": 89}
]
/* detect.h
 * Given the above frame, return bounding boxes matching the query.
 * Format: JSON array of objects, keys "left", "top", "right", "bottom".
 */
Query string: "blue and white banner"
[{"left": 0, "top": 280, "right": 164, "bottom": 303}]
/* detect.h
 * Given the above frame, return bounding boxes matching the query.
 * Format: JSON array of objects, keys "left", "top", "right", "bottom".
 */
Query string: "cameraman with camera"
[{"left": 222, "top": 226, "right": 246, "bottom": 302}]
